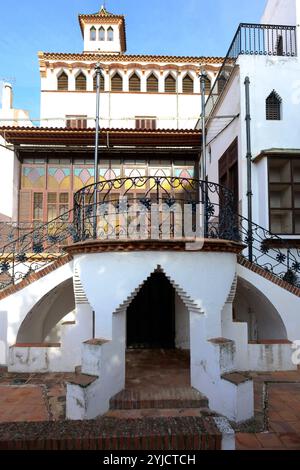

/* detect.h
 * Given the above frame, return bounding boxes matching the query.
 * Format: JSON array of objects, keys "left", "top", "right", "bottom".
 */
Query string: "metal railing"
[
  {"left": 73, "top": 176, "right": 237, "bottom": 242},
  {"left": 0, "top": 177, "right": 299, "bottom": 290},
  {"left": 206, "top": 23, "right": 297, "bottom": 118}
]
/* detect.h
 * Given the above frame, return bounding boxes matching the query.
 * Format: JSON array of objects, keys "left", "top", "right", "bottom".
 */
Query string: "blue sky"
[{"left": 0, "top": 0, "right": 266, "bottom": 122}]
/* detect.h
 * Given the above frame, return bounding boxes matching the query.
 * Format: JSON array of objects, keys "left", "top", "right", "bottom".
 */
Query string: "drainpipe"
[
  {"left": 200, "top": 70, "right": 208, "bottom": 237},
  {"left": 244, "top": 76, "right": 253, "bottom": 262},
  {"left": 93, "top": 63, "right": 101, "bottom": 239}
]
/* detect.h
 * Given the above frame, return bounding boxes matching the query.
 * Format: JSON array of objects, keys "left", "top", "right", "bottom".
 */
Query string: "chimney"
[{"left": 1, "top": 83, "right": 13, "bottom": 110}]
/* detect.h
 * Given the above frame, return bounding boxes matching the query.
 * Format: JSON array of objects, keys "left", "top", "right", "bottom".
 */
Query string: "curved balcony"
[{"left": 73, "top": 177, "right": 238, "bottom": 243}]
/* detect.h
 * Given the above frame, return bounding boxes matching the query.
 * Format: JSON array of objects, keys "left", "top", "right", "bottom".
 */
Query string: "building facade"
[{"left": 0, "top": 2, "right": 300, "bottom": 428}]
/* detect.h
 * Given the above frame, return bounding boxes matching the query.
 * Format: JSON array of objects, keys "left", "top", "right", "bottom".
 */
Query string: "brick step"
[
  {"left": 105, "top": 407, "right": 216, "bottom": 420},
  {"left": 0, "top": 416, "right": 223, "bottom": 450},
  {"left": 110, "top": 387, "right": 209, "bottom": 410}
]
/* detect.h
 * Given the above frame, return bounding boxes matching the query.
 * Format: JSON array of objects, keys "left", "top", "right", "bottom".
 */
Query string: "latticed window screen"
[
  {"left": 147, "top": 74, "right": 159, "bottom": 92},
  {"left": 129, "top": 73, "right": 141, "bottom": 92},
  {"left": 33, "top": 193, "right": 43, "bottom": 221},
  {"left": 204, "top": 76, "right": 211, "bottom": 94},
  {"left": 165, "top": 74, "right": 176, "bottom": 93},
  {"left": 266, "top": 90, "right": 282, "bottom": 120},
  {"left": 93, "top": 73, "right": 105, "bottom": 91},
  {"left": 182, "top": 75, "right": 194, "bottom": 94},
  {"left": 57, "top": 72, "right": 68, "bottom": 91},
  {"left": 75, "top": 73, "right": 87, "bottom": 91},
  {"left": 135, "top": 118, "right": 156, "bottom": 130},
  {"left": 111, "top": 73, "right": 123, "bottom": 91},
  {"left": 66, "top": 116, "right": 87, "bottom": 129}
]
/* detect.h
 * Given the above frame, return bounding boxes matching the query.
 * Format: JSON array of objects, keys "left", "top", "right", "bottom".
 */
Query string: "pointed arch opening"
[
  {"left": 75, "top": 72, "right": 87, "bottom": 91},
  {"left": 93, "top": 72, "right": 105, "bottom": 91},
  {"left": 266, "top": 90, "right": 282, "bottom": 120},
  {"left": 57, "top": 71, "right": 68, "bottom": 91},
  {"left": 111, "top": 72, "right": 123, "bottom": 92},
  {"left": 182, "top": 74, "right": 194, "bottom": 94},
  {"left": 99, "top": 26, "right": 105, "bottom": 41},
  {"left": 147, "top": 73, "right": 159, "bottom": 93},
  {"left": 107, "top": 26, "right": 114, "bottom": 42},
  {"left": 90, "top": 26, "right": 96, "bottom": 41},
  {"left": 204, "top": 75, "right": 211, "bottom": 94},
  {"left": 165, "top": 74, "right": 176, "bottom": 93},
  {"left": 129, "top": 72, "right": 141, "bottom": 92}
]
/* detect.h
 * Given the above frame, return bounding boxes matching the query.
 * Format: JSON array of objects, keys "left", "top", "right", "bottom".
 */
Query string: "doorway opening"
[{"left": 126, "top": 271, "right": 175, "bottom": 349}]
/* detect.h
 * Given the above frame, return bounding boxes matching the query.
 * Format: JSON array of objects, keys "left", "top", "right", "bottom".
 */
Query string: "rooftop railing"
[{"left": 205, "top": 23, "right": 297, "bottom": 118}]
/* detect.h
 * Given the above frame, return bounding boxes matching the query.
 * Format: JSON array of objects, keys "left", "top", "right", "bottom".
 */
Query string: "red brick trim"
[
  {"left": 65, "top": 238, "right": 244, "bottom": 256},
  {"left": 0, "top": 254, "right": 73, "bottom": 301},
  {"left": 238, "top": 256, "right": 300, "bottom": 297},
  {"left": 12, "top": 343, "right": 61, "bottom": 348}
]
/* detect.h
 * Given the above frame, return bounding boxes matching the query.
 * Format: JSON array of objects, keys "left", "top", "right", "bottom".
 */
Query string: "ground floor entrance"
[{"left": 126, "top": 271, "right": 175, "bottom": 349}]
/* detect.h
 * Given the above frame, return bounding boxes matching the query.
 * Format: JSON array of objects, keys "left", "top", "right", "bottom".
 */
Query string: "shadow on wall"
[
  {"left": 16, "top": 278, "right": 75, "bottom": 343},
  {"left": 233, "top": 277, "right": 287, "bottom": 342}
]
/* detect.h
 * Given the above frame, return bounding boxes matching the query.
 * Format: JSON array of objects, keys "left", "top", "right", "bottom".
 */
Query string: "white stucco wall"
[
  {"left": 261, "top": 0, "right": 297, "bottom": 25},
  {"left": 175, "top": 292, "right": 190, "bottom": 350},
  {"left": 0, "top": 138, "right": 17, "bottom": 221}
]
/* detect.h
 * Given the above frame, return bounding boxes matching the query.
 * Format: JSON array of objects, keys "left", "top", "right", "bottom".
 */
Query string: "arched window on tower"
[
  {"left": 147, "top": 73, "right": 159, "bottom": 93},
  {"left": 90, "top": 26, "right": 96, "bottom": 41},
  {"left": 99, "top": 27, "right": 105, "bottom": 41},
  {"left": 107, "top": 27, "right": 114, "bottom": 41},
  {"left": 129, "top": 73, "right": 141, "bottom": 92},
  {"left": 165, "top": 74, "right": 176, "bottom": 93},
  {"left": 57, "top": 71, "right": 68, "bottom": 91},
  {"left": 266, "top": 90, "right": 282, "bottom": 120},
  {"left": 111, "top": 72, "right": 123, "bottom": 91},
  {"left": 204, "top": 76, "right": 211, "bottom": 95},
  {"left": 182, "top": 74, "right": 194, "bottom": 94},
  {"left": 217, "top": 75, "right": 226, "bottom": 95},
  {"left": 75, "top": 72, "right": 87, "bottom": 91},
  {"left": 93, "top": 72, "right": 105, "bottom": 92}
]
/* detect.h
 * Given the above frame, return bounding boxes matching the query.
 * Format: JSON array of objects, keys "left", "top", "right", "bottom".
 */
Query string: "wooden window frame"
[{"left": 268, "top": 156, "right": 300, "bottom": 235}]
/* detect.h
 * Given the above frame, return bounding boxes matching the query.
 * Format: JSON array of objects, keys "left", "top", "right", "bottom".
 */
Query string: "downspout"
[
  {"left": 244, "top": 76, "right": 253, "bottom": 262},
  {"left": 200, "top": 71, "right": 208, "bottom": 237},
  {"left": 93, "top": 63, "right": 101, "bottom": 239}
]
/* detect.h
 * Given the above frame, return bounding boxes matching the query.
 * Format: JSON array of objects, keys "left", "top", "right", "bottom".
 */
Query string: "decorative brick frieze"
[
  {"left": 238, "top": 255, "right": 300, "bottom": 297},
  {"left": 0, "top": 254, "right": 72, "bottom": 301}
]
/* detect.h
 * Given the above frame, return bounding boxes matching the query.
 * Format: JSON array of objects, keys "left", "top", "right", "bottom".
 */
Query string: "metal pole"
[
  {"left": 93, "top": 63, "right": 101, "bottom": 239},
  {"left": 200, "top": 71, "right": 208, "bottom": 237},
  {"left": 244, "top": 76, "right": 253, "bottom": 262}
]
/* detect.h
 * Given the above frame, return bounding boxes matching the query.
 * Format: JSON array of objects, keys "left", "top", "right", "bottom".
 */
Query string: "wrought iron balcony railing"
[
  {"left": 205, "top": 23, "right": 297, "bottom": 118},
  {"left": 0, "top": 177, "right": 299, "bottom": 290}
]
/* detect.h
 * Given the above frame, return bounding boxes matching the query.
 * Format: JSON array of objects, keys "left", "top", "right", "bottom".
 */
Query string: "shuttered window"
[
  {"left": 147, "top": 74, "right": 159, "bottom": 93},
  {"left": 182, "top": 75, "right": 194, "bottom": 94},
  {"left": 204, "top": 76, "right": 211, "bottom": 94},
  {"left": 57, "top": 72, "right": 68, "bottom": 91},
  {"left": 19, "top": 191, "right": 32, "bottom": 222},
  {"left": 75, "top": 72, "right": 87, "bottom": 91},
  {"left": 111, "top": 73, "right": 123, "bottom": 91},
  {"left": 129, "top": 73, "right": 141, "bottom": 92},
  {"left": 93, "top": 73, "right": 105, "bottom": 91},
  {"left": 66, "top": 116, "right": 87, "bottom": 129},
  {"left": 165, "top": 74, "right": 176, "bottom": 93},
  {"left": 135, "top": 118, "right": 156, "bottom": 130},
  {"left": 266, "top": 90, "right": 282, "bottom": 120},
  {"left": 33, "top": 193, "right": 44, "bottom": 222}
]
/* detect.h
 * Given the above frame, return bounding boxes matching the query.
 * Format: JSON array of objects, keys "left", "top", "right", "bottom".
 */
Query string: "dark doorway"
[{"left": 126, "top": 271, "right": 175, "bottom": 349}]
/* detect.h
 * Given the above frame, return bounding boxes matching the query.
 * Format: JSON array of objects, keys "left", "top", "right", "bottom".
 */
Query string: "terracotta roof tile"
[{"left": 40, "top": 52, "right": 223, "bottom": 64}]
